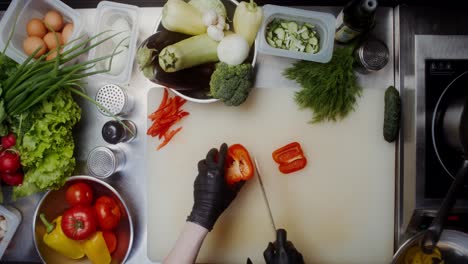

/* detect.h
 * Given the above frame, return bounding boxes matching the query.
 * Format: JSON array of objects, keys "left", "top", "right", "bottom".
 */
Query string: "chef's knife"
[{"left": 254, "top": 158, "right": 277, "bottom": 235}]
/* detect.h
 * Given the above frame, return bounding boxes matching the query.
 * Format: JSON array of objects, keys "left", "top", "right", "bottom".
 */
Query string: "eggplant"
[{"left": 137, "top": 31, "right": 216, "bottom": 93}]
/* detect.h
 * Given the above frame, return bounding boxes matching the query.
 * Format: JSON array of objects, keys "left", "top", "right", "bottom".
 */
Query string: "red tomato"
[
  {"left": 95, "top": 196, "right": 121, "bottom": 230},
  {"left": 66, "top": 182, "right": 94, "bottom": 206},
  {"left": 61, "top": 205, "right": 97, "bottom": 240},
  {"left": 102, "top": 231, "right": 118, "bottom": 254}
]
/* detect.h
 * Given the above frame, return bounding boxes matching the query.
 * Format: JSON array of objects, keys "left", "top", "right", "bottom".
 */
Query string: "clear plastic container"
[
  {"left": 256, "top": 5, "right": 336, "bottom": 63},
  {"left": 0, "top": 205, "right": 22, "bottom": 258},
  {"left": 0, "top": 0, "right": 84, "bottom": 64},
  {"left": 87, "top": 1, "right": 139, "bottom": 85}
]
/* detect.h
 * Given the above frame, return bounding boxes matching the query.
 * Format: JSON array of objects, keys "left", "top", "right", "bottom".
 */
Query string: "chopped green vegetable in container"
[{"left": 266, "top": 18, "right": 320, "bottom": 54}]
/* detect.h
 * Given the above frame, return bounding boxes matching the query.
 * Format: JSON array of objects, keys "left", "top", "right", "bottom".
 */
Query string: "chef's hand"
[
  {"left": 187, "top": 143, "right": 244, "bottom": 231},
  {"left": 264, "top": 229, "right": 305, "bottom": 264}
]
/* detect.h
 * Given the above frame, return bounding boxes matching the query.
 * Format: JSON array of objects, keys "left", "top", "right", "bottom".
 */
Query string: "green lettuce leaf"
[
  {"left": 13, "top": 89, "right": 81, "bottom": 198},
  {"left": 12, "top": 180, "right": 40, "bottom": 199}
]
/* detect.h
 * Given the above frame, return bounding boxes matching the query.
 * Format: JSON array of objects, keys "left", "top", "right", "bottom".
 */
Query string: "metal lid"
[
  {"left": 356, "top": 38, "right": 389, "bottom": 72},
  {"left": 95, "top": 84, "right": 129, "bottom": 116},
  {"left": 87, "top": 146, "right": 118, "bottom": 178}
]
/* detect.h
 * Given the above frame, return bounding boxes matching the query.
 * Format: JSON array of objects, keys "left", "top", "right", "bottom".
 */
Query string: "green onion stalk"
[{"left": 0, "top": 29, "right": 135, "bottom": 135}]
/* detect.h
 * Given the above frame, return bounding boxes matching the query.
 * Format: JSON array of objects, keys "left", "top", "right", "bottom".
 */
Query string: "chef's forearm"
[{"left": 163, "top": 222, "right": 209, "bottom": 264}]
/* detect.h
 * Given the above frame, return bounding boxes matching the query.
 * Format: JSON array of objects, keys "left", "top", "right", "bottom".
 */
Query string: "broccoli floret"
[{"left": 209, "top": 62, "right": 254, "bottom": 106}]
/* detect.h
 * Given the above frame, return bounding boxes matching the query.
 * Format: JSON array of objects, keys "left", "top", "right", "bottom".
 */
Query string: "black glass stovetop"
[{"left": 424, "top": 59, "right": 468, "bottom": 199}]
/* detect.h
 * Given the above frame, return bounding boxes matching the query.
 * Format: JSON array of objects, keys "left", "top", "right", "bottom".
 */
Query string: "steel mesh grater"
[
  {"left": 354, "top": 38, "right": 389, "bottom": 74},
  {"left": 95, "top": 84, "right": 134, "bottom": 116},
  {"left": 87, "top": 146, "right": 126, "bottom": 178}
]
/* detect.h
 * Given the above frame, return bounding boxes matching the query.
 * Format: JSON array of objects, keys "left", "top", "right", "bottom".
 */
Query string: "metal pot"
[{"left": 392, "top": 230, "right": 468, "bottom": 264}]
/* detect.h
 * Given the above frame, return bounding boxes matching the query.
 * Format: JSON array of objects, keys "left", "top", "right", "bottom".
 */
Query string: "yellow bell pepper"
[
  {"left": 83, "top": 231, "right": 112, "bottom": 264},
  {"left": 40, "top": 214, "right": 85, "bottom": 259},
  {"left": 233, "top": 0, "right": 263, "bottom": 46}
]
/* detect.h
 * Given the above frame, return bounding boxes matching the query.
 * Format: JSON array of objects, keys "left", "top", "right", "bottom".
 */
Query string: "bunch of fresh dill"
[{"left": 283, "top": 46, "right": 362, "bottom": 123}]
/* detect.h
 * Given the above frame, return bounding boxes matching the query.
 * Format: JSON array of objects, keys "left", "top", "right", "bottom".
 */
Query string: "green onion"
[{"left": 3, "top": 31, "right": 125, "bottom": 116}]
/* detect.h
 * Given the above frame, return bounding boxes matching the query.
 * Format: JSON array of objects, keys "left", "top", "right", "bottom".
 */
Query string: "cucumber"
[
  {"left": 383, "top": 86, "right": 401, "bottom": 142},
  {"left": 265, "top": 18, "right": 320, "bottom": 53},
  {"left": 309, "top": 37, "right": 318, "bottom": 46},
  {"left": 287, "top": 22, "right": 298, "bottom": 32},
  {"left": 274, "top": 28, "right": 285, "bottom": 40},
  {"left": 275, "top": 39, "right": 283, "bottom": 47},
  {"left": 267, "top": 38, "right": 275, "bottom": 46}
]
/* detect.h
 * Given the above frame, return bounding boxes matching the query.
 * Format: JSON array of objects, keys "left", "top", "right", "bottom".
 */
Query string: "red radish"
[
  {"left": 0, "top": 150, "right": 21, "bottom": 173},
  {"left": 1, "top": 133, "right": 16, "bottom": 149},
  {"left": 1, "top": 171, "right": 23, "bottom": 186}
]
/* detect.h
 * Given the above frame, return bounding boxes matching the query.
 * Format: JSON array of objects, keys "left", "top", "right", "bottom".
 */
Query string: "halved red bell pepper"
[
  {"left": 225, "top": 144, "right": 254, "bottom": 185},
  {"left": 272, "top": 142, "right": 307, "bottom": 174}
]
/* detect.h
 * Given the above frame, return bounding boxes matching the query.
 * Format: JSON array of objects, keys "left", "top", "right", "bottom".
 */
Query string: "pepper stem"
[
  {"left": 40, "top": 213, "right": 55, "bottom": 234},
  {"left": 247, "top": 0, "right": 258, "bottom": 12},
  {"left": 159, "top": 48, "right": 178, "bottom": 71}
]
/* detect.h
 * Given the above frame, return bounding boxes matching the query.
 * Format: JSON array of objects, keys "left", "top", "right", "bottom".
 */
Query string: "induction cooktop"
[{"left": 424, "top": 59, "right": 468, "bottom": 199}]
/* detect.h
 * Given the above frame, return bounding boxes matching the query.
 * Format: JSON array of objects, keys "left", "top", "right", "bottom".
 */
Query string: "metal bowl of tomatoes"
[{"left": 32, "top": 175, "right": 133, "bottom": 264}]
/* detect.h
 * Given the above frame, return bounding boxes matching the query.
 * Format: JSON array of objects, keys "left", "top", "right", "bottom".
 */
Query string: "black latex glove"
[
  {"left": 187, "top": 143, "right": 243, "bottom": 231},
  {"left": 264, "top": 229, "right": 305, "bottom": 264}
]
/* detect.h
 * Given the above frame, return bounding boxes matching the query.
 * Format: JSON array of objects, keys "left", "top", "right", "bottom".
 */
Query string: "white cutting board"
[{"left": 146, "top": 87, "right": 394, "bottom": 264}]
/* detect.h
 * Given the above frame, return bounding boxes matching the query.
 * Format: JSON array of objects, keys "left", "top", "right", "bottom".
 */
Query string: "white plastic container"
[
  {"left": 256, "top": 5, "right": 336, "bottom": 63},
  {"left": 0, "top": 205, "right": 21, "bottom": 258},
  {"left": 87, "top": 1, "right": 139, "bottom": 85},
  {"left": 0, "top": 0, "right": 84, "bottom": 64}
]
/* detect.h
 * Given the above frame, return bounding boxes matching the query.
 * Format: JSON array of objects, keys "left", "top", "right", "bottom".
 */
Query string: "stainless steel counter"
[
  {"left": 395, "top": 5, "right": 468, "bottom": 248},
  {"left": 1, "top": 5, "right": 396, "bottom": 263},
  {"left": 2, "top": 7, "right": 161, "bottom": 263}
]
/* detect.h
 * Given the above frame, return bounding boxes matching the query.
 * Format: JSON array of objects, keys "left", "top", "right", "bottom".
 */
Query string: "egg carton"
[{"left": 0, "top": 0, "right": 84, "bottom": 64}]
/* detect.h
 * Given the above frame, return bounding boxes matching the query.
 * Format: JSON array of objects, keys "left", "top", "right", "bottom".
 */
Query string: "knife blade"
[{"left": 254, "top": 158, "right": 277, "bottom": 235}]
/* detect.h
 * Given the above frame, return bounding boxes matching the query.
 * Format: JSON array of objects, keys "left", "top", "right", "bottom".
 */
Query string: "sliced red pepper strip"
[
  {"left": 148, "top": 90, "right": 189, "bottom": 150},
  {"left": 149, "top": 89, "right": 169, "bottom": 120},
  {"left": 157, "top": 127, "right": 182, "bottom": 150},
  {"left": 272, "top": 142, "right": 307, "bottom": 174},
  {"left": 278, "top": 158, "right": 307, "bottom": 174},
  {"left": 158, "top": 124, "right": 172, "bottom": 140},
  {"left": 158, "top": 88, "right": 169, "bottom": 109},
  {"left": 225, "top": 144, "right": 254, "bottom": 185}
]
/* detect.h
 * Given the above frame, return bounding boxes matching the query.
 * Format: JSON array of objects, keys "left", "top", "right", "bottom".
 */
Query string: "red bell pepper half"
[
  {"left": 225, "top": 144, "right": 254, "bottom": 185},
  {"left": 272, "top": 142, "right": 307, "bottom": 174}
]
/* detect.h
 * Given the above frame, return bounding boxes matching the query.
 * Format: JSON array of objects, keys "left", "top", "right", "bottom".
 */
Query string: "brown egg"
[
  {"left": 26, "top": 18, "right": 47, "bottom": 38},
  {"left": 46, "top": 48, "right": 62, "bottom": 61},
  {"left": 23, "top": 36, "right": 47, "bottom": 58},
  {"left": 43, "top": 10, "right": 64, "bottom": 32},
  {"left": 61, "top": 23, "right": 74, "bottom": 43},
  {"left": 43, "top": 32, "right": 63, "bottom": 50}
]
